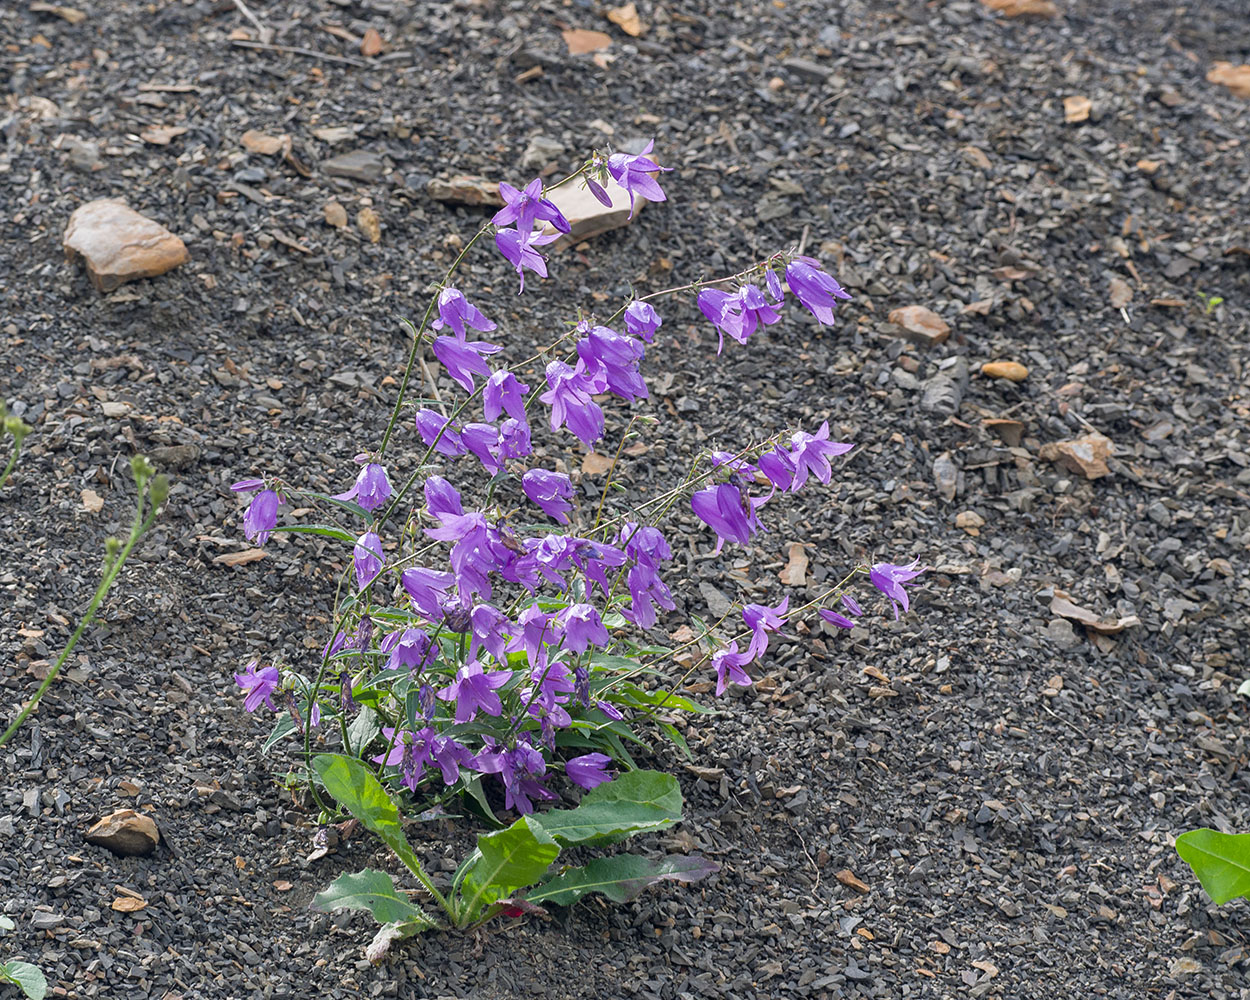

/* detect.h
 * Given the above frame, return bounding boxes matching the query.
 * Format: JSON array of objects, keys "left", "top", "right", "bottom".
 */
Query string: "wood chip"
[
  {"left": 606, "top": 3, "right": 645, "bottom": 36},
  {"left": 29, "top": 2, "right": 87, "bottom": 24},
  {"left": 581, "top": 452, "right": 613, "bottom": 475},
  {"left": 561, "top": 28, "right": 612, "bottom": 55},
  {"left": 980, "top": 0, "right": 1058, "bottom": 17},
  {"left": 1049, "top": 590, "right": 1140, "bottom": 634},
  {"left": 214, "top": 548, "right": 267, "bottom": 566},
  {"left": 835, "top": 869, "right": 871, "bottom": 893},
  {"left": 111, "top": 896, "right": 147, "bottom": 913}
]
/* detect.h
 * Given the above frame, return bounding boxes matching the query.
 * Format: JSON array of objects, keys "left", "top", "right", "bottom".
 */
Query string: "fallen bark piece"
[
  {"left": 1049, "top": 590, "right": 1140, "bottom": 634},
  {"left": 887, "top": 306, "right": 950, "bottom": 347},
  {"left": 63, "top": 200, "right": 189, "bottom": 293},
  {"left": 85, "top": 809, "right": 159, "bottom": 856},
  {"left": 1038, "top": 432, "right": 1113, "bottom": 479}
]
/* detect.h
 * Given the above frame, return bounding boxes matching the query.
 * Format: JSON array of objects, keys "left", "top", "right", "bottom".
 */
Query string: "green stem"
[
  {"left": 0, "top": 440, "right": 19, "bottom": 490},
  {"left": 0, "top": 494, "right": 155, "bottom": 748}
]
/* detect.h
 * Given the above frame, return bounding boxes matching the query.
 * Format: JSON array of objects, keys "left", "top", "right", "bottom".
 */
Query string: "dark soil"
[{"left": 3, "top": 1, "right": 1250, "bottom": 998}]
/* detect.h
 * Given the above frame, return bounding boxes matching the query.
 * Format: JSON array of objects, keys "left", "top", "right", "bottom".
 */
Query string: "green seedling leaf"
[
  {"left": 312, "top": 754, "right": 422, "bottom": 877},
  {"left": 528, "top": 854, "right": 720, "bottom": 907},
  {"left": 270, "top": 523, "right": 356, "bottom": 542},
  {"left": 311, "top": 869, "right": 436, "bottom": 928},
  {"left": 536, "top": 769, "right": 682, "bottom": 847},
  {"left": 0, "top": 960, "right": 48, "bottom": 1000},
  {"left": 460, "top": 816, "right": 560, "bottom": 916},
  {"left": 1176, "top": 828, "right": 1250, "bottom": 904}
]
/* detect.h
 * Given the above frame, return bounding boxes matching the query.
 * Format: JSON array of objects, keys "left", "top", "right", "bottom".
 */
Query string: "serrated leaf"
[
  {"left": 1175, "top": 828, "right": 1250, "bottom": 904},
  {"left": 0, "top": 960, "right": 48, "bottom": 1000},
  {"left": 346, "top": 706, "right": 381, "bottom": 758},
  {"left": 460, "top": 816, "right": 560, "bottom": 916},
  {"left": 535, "top": 769, "right": 682, "bottom": 847},
  {"left": 312, "top": 754, "right": 422, "bottom": 878},
  {"left": 311, "top": 869, "right": 435, "bottom": 926},
  {"left": 528, "top": 854, "right": 719, "bottom": 907}
]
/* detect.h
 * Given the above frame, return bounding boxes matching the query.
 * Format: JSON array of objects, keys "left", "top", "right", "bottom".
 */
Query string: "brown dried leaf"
[
  {"left": 778, "top": 542, "right": 809, "bottom": 586},
  {"left": 581, "top": 452, "right": 613, "bottom": 475},
  {"left": 111, "top": 896, "right": 147, "bottom": 912},
  {"left": 561, "top": 28, "right": 612, "bottom": 55},
  {"left": 214, "top": 548, "right": 267, "bottom": 566},
  {"left": 241, "top": 130, "right": 290, "bottom": 155},
  {"left": 1108, "top": 276, "right": 1132, "bottom": 308},
  {"left": 835, "top": 869, "right": 871, "bottom": 893},
  {"left": 606, "top": 3, "right": 645, "bottom": 37}
]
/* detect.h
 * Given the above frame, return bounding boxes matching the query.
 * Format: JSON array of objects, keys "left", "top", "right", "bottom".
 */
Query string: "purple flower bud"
[
  {"left": 565, "top": 752, "right": 613, "bottom": 790},
  {"left": 243, "top": 489, "right": 279, "bottom": 545},
  {"left": 584, "top": 175, "right": 613, "bottom": 208},
  {"left": 522, "top": 468, "right": 576, "bottom": 524},
  {"left": 353, "top": 531, "right": 384, "bottom": 590},
  {"left": 841, "top": 594, "right": 863, "bottom": 617},
  {"left": 231, "top": 478, "right": 265, "bottom": 492},
  {"left": 818, "top": 608, "right": 857, "bottom": 630},
  {"left": 606, "top": 139, "right": 671, "bottom": 217},
  {"left": 784, "top": 256, "right": 852, "bottom": 326},
  {"left": 432, "top": 335, "right": 503, "bottom": 393},
  {"left": 623, "top": 300, "right": 662, "bottom": 342},
  {"left": 869, "top": 560, "right": 927, "bottom": 619},
  {"left": 596, "top": 699, "right": 625, "bottom": 721}
]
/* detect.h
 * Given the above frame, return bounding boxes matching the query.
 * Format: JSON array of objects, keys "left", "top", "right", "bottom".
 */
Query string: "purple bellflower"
[
  {"left": 415, "top": 409, "right": 467, "bottom": 457},
  {"left": 576, "top": 326, "right": 648, "bottom": 401},
  {"left": 730, "top": 284, "right": 782, "bottom": 342},
  {"left": 381, "top": 628, "right": 439, "bottom": 676},
  {"left": 437, "top": 660, "right": 511, "bottom": 723},
  {"left": 784, "top": 256, "right": 852, "bottom": 325},
  {"left": 623, "top": 300, "right": 662, "bottom": 343},
  {"left": 561, "top": 603, "right": 609, "bottom": 654},
  {"left": 819, "top": 608, "right": 857, "bottom": 629},
  {"left": 334, "top": 462, "right": 392, "bottom": 512},
  {"left": 241, "top": 488, "right": 279, "bottom": 545},
  {"left": 432, "top": 286, "right": 496, "bottom": 337},
  {"left": 492, "top": 177, "right": 571, "bottom": 235},
  {"left": 870, "top": 559, "right": 928, "bottom": 618},
  {"left": 432, "top": 334, "right": 503, "bottom": 393},
  {"left": 540, "top": 360, "right": 605, "bottom": 448},
  {"left": 461, "top": 422, "right": 504, "bottom": 475},
  {"left": 713, "top": 642, "right": 754, "bottom": 696},
  {"left": 499, "top": 417, "right": 532, "bottom": 459},
  {"left": 757, "top": 447, "right": 796, "bottom": 492},
  {"left": 743, "top": 596, "right": 789, "bottom": 661},
  {"left": 235, "top": 661, "right": 280, "bottom": 713},
  {"left": 789, "top": 422, "right": 854, "bottom": 490},
  {"left": 691, "top": 482, "right": 766, "bottom": 553},
  {"left": 353, "top": 530, "right": 384, "bottom": 590},
  {"left": 696, "top": 288, "right": 742, "bottom": 354},
  {"left": 473, "top": 738, "right": 556, "bottom": 815},
  {"left": 495, "top": 228, "right": 560, "bottom": 293},
  {"left": 606, "top": 140, "right": 671, "bottom": 217},
  {"left": 483, "top": 370, "right": 530, "bottom": 423},
  {"left": 565, "top": 752, "right": 613, "bottom": 790},
  {"left": 424, "top": 476, "right": 464, "bottom": 520},
  {"left": 401, "top": 566, "right": 458, "bottom": 621},
  {"left": 522, "top": 468, "right": 576, "bottom": 524}
]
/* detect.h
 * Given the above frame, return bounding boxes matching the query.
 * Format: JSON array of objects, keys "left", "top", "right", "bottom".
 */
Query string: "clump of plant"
[
  {"left": 0, "top": 457, "right": 168, "bottom": 748},
  {"left": 228, "top": 143, "right": 928, "bottom": 950},
  {"left": 0, "top": 401, "right": 32, "bottom": 490}
]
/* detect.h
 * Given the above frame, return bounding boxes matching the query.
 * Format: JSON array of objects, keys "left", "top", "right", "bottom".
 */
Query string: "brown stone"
[
  {"left": 887, "top": 305, "right": 950, "bottom": 347},
  {"left": 85, "top": 808, "right": 159, "bottom": 856},
  {"left": 64, "top": 200, "right": 189, "bottom": 293},
  {"left": 1039, "top": 432, "right": 1113, "bottom": 480},
  {"left": 980, "top": 0, "right": 1058, "bottom": 17},
  {"left": 1207, "top": 62, "right": 1250, "bottom": 99},
  {"left": 542, "top": 175, "right": 645, "bottom": 251},
  {"left": 426, "top": 175, "right": 504, "bottom": 207},
  {"left": 980, "top": 360, "right": 1028, "bottom": 381}
]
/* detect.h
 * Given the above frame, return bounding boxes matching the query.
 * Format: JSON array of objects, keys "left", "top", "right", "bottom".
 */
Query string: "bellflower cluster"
[{"left": 228, "top": 139, "right": 935, "bottom": 834}]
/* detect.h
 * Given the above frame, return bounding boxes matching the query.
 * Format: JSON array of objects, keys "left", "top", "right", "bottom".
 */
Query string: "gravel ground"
[{"left": 2, "top": 1, "right": 1250, "bottom": 998}]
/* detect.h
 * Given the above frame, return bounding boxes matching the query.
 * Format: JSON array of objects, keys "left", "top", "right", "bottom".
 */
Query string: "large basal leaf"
[
  {"left": 528, "top": 854, "right": 719, "bottom": 907},
  {"left": 312, "top": 754, "right": 422, "bottom": 877},
  {"left": 536, "top": 769, "right": 682, "bottom": 847},
  {"left": 1175, "top": 828, "right": 1250, "bottom": 905},
  {"left": 460, "top": 816, "right": 560, "bottom": 915},
  {"left": 0, "top": 960, "right": 47, "bottom": 1000},
  {"left": 311, "top": 869, "right": 436, "bottom": 928}
]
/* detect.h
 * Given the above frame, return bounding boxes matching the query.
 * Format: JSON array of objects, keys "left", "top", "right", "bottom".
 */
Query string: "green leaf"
[
  {"left": 657, "top": 721, "right": 694, "bottom": 762},
  {"left": 460, "top": 776, "right": 504, "bottom": 829},
  {"left": 1175, "top": 828, "right": 1250, "bottom": 904},
  {"left": 301, "top": 490, "right": 373, "bottom": 522},
  {"left": 615, "top": 682, "right": 711, "bottom": 715},
  {"left": 312, "top": 754, "right": 422, "bottom": 877},
  {"left": 311, "top": 869, "right": 436, "bottom": 927},
  {"left": 346, "top": 706, "right": 381, "bottom": 758},
  {"left": 535, "top": 769, "right": 682, "bottom": 847},
  {"left": 460, "top": 816, "right": 560, "bottom": 916},
  {"left": 365, "top": 920, "right": 427, "bottom": 963},
  {"left": 270, "top": 523, "right": 356, "bottom": 542},
  {"left": 528, "top": 854, "right": 719, "bottom": 907},
  {"left": 262, "top": 713, "right": 297, "bottom": 754},
  {"left": 0, "top": 960, "right": 47, "bottom": 1000}
]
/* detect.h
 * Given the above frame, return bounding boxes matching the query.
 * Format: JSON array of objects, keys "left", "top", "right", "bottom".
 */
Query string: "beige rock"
[
  {"left": 427, "top": 175, "right": 504, "bottom": 207},
  {"left": 543, "top": 174, "right": 645, "bottom": 251},
  {"left": 955, "top": 511, "right": 986, "bottom": 533},
  {"left": 1063, "top": 96, "right": 1091, "bottom": 123},
  {"left": 1207, "top": 62, "right": 1250, "bottom": 99},
  {"left": 356, "top": 206, "right": 381, "bottom": 243},
  {"left": 981, "top": 360, "right": 1028, "bottom": 381},
  {"left": 1039, "top": 432, "right": 1113, "bottom": 479},
  {"left": 887, "top": 305, "right": 950, "bottom": 347},
  {"left": 85, "top": 808, "right": 159, "bottom": 857},
  {"left": 64, "top": 200, "right": 189, "bottom": 293},
  {"left": 980, "top": 0, "right": 1058, "bottom": 17},
  {"left": 323, "top": 201, "right": 348, "bottom": 228}
]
